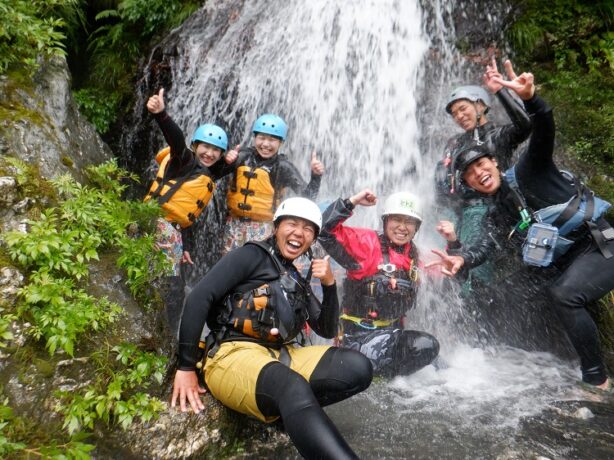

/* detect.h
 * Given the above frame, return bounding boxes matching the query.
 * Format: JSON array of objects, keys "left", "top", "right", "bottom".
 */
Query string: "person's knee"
[
  {"left": 415, "top": 333, "right": 440, "bottom": 361},
  {"left": 319, "top": 347, "right": 373, "bottom": 391},
  {"left": 256, "top": 362, "right": 317, "bottom": 418},
  {"left": 548, "top": 281, "right": 585, "bottom": 312}
]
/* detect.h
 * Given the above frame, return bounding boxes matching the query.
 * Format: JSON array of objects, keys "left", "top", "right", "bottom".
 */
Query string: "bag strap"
[{"left": 551, "top": 175, "right": 585, "bottom": 228}]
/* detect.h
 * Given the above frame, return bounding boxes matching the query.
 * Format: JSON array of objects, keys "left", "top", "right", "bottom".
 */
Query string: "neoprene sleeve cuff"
[
  {"left": 177, "top": 343, "right": 200, "bottom": 370},
  {"left": 343, "top": 198, "right": 355, "bottom": 211},
  {"left": 447, "top": 239, "right": 462, "bottom": 250},
  {"left": 154, "top": 110, "right": 169, "bottom": 121},
  {"left": 522, "top": 94, "right": 542, "bottom": 113}
]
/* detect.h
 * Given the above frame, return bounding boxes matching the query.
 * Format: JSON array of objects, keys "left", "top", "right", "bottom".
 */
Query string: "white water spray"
[{"left": 134, "top": 0, "right": 593, "bottom": 456}]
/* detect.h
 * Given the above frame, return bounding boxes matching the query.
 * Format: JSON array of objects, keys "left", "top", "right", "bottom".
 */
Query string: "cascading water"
[{"left": 120, "top": 0, "right": 611, "bottom": 457}]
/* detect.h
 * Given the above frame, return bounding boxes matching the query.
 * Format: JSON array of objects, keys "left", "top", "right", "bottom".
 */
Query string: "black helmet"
[{"left": 453, "top": 144, "right": 493, "bottom": 174}]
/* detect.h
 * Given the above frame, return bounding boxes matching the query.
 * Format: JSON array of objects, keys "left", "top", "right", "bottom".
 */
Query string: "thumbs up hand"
[
  {"left": 312, "top": 255, "right": 334, "bottom": 286},
  {"left": 146, "top": 88, "right": 165, "bottom": 114},
  {"left": 310, "top": 150, "right": 324, "bottom": 176}
]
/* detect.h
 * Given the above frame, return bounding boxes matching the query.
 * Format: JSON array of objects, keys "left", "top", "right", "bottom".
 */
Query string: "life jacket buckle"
[
  {"left": 253, "top": 286, "right": 271, "bottom": 297},
  {"left": 377, "top": 263, "right": 396, "bottom": 274}
]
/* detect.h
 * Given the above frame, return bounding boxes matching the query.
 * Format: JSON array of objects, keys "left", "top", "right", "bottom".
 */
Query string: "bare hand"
[
  {"left": 182, "top": 251, "right": 194, "bottom": 265},
  {"left": 225, "top": 144, "right": 240, "bottom": 164},
  {"left": 171, "top": 369, "right": 206, "bottom": 413},
  {"left": 310, "top": 150, "right": 324, "bottom": 176},
  {"left": 424, "top": 249, "right": 465, "bottom": 277},
  {"left": 146, "top": 88, "right": 165, "bottom": 114},
  {"left": 490, "top": 60, "right": 535, "bottom": 100},
  {"left": 483, "top": 57, "right": 504, "bottom": 93},
  {"left": 349, "top": 189, "right": 377, "bottom": 207},
  {"left": 436, "top": 220, "right": 457, "bottom": 242},
  {"left": 311, "top": 255, "right": 334, "bottom": 286}
]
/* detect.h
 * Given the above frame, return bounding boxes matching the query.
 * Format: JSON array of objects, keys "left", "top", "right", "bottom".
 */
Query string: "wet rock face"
[
  {"left": 516, "top": 398, "right": 614, "bottom": 459},
  {"left": 0, "top": 266, "right": 24, "bottom": 309},
  {"left": 0, "top": 56, "right": 112, "bottom": 182}
]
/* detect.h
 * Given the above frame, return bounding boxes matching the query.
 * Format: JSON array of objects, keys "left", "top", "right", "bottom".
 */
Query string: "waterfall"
[{"left": 119, "top": 2, "right": 591, "bottom": 456}]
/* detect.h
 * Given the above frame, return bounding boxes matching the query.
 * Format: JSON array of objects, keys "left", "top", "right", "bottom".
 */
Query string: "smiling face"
[
  {"left": 462, "top": 156, "right": 501, "bottom": 195},
  {"left": 254, "top": 133, "right": 282, "bottom": 159},
  {"left": 194, "top": 142, "right": 223, "bottom": 167},
  {"left": 274, "top": 217, "right": 317, "bottom": 260},
  {"left": 384, "top": 214, "right": 419, "bottom": 246},
  {"left": 449, "top": 99, "right": 488, "bottom": 131}
]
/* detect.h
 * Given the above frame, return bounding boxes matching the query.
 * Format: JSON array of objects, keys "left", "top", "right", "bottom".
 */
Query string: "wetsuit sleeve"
[
  {"left": 277, "top": 157, "right": 321, "bottom": 200},
  {"left": 177, "top": 245, "right": 265, "bottom": 370},
  {"left": 209, "top": 147, "right": 250, "bottom": 180},
  {"left": 494, "top": 88, "right": 532, "bottom": 149},
  {"left": 153, "top": 111, "right": 195, "bottom": 177},
  {"left": 458, "top": 211, "right": 498, "bottom": 269},
  {"left": 515, "top": 95, "right": 554, "bottom": 175},
  {"left": 307, "top": 283, "right": 340, "bottom": 339},
  {"left": 318, "top": 198, "right": 362, "bottom": 271}
]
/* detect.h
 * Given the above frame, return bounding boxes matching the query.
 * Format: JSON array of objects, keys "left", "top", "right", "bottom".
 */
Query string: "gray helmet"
[
  {"left": 445, "top": 85, "right": 491, "bottom": 114},
  {"left": 453, "top": 144, "right": 493, "bottom": 175}
]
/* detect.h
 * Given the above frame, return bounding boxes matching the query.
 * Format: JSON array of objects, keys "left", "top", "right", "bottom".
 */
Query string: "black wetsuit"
[
  {"left": 319, "top": 198, "right": 440, "bottom": 377},
  {"left": 178, "top": 238, "right": 372, "bottom": 459},
  {"left": 151, "top": 111, "right": 231, "bottom": 333},
  {"left": 459, "top": 95, "right": 614, "bottom": 385},
  {"left": 436, "top": 89, "right": 532, "bottom": 286}
]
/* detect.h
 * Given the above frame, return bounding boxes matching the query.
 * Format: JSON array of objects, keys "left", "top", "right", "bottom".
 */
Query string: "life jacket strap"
[{"left": 339, "top": 313, "right": 397, "bottom": 329}]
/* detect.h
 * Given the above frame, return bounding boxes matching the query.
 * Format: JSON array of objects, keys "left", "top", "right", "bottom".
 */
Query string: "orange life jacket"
[
  {"left": 144, "top": 147, "right": 215, "bottom": 229},
  {"left": 227, "top": 165, "right": 277, "bottom": 221}
]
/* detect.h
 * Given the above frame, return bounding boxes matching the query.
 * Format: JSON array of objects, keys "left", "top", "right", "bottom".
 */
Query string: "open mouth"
[
  {"left": 480, "top": 174, "right": 491, "bottom": 185},
  {"left": 286, "top": 239, "right": 303, "bottom": 253}
]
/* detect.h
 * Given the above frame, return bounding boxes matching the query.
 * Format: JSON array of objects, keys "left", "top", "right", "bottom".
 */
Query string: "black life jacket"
[
  {"left": 222, "top": 241, "right": 312, "bottom": 344},
  {"left": 344, "top": 235, "right": 419, "bottom": 320}
]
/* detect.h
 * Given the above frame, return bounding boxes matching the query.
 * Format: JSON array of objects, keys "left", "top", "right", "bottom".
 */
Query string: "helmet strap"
[{"left": 472, "top": 103, "right": 484, "bottom": 146}]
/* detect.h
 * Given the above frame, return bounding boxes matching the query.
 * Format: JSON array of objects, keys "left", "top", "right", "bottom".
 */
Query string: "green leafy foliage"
[
  {"left": 0, "top": 401, "right": 27, "bottom": 456},
  {"left": 117, "top": 233, "right": 170, "bottom": 298},
  {"left": 2, "top": 160, "right": 168, "bottom": 355},
  {"left": 71, "top": 0, "right": 202, "bottom": 133},
  {"left": 507, "top": 0, "right": 614, "bottom": 220},
  {"left": 0, "top": 398, "right": 95, "bottom": 459},
  {"left": 73, "top": 88, "right": 121, "bottom": 134},
  {"left": 507, "top": 0, "right": 614, "bottom": 73},
  {"left": 19, "top": 272, "right": 122, "bottom": 356},
  {"left": 57, "top": 343, "right": 167, "bottom": 434},
  {"left": 0, "top": 0, "right": 78, "bottom": 75},
  {"left": 0, "top": 308, "right": 15, "bottom": 349}
]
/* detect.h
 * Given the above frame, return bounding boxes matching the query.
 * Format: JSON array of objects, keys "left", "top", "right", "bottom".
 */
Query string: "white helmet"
[
  {"left": 381, "top": 192, "right": 422, "bottom": 224},
  {"left": 273, "top": 197, "right": 322, "bottom": 233}
]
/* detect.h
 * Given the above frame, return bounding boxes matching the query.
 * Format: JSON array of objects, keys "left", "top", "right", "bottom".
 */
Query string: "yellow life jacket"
[
  {"left": 227, "top": 165, "right": 277, "bottom": 221},
  {"left": 144, "top": 147, "right": 215, "bottom": 229}
]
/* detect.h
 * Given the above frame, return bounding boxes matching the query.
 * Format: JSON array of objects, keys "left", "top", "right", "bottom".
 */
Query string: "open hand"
[
  {"left": 489, "top": 60, "right": 535, "bottom": 100},
  {"left": 424, "top": 249, "right": 465, "bottom": 277},
  {"left": 171, "top": 369, "right": 206, "bottom": 413}
]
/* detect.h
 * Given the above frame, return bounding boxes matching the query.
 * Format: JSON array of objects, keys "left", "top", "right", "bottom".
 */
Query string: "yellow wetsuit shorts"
[{"left": 204, "top": 341, "right": 332, "bottom": 422}]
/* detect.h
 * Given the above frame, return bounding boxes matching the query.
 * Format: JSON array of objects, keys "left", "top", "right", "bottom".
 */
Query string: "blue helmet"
[
  {"left": 252, "top": 114, "right": 288, "bottom": 141},
  {"left": 191, "top": 124, "right": 228, "bottom": 152}
]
